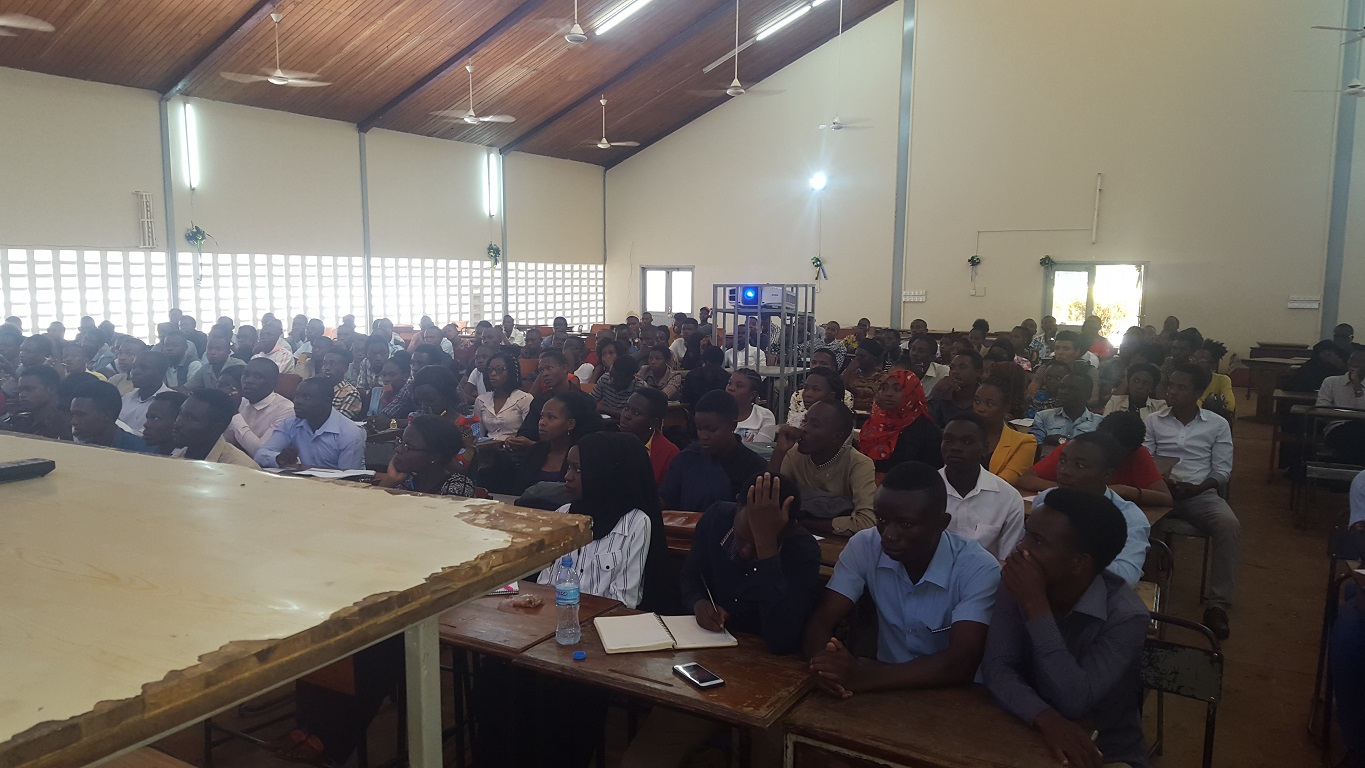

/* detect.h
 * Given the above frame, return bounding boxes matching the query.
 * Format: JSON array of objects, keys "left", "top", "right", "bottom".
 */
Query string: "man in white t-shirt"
[
  {"left": 724, "top": 324, "right": 764, "bottom": 370},
  {"left": 669, "top": 318, "right": 698, "bottom": 360}
]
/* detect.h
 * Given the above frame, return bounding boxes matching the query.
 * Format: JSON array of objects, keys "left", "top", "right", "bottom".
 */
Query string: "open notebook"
[{"left": 593, "top": 613, "right": 738, "bottom": 654}]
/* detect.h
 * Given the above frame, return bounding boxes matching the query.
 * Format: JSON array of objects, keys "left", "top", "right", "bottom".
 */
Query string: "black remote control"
[{"left": 0, "top": 458, "right": 56, "bottom": 484}]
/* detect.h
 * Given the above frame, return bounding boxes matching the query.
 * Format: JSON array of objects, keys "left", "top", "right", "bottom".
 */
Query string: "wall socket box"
[
  {"left": 902, "top": 290, "right": 926, "bottom": 302},
  {"left": 971, "top": 285, "right": 986, "bottom": 297},
  {"left": 1287, "top": 296, "right": 1322, "bottom": 310}
]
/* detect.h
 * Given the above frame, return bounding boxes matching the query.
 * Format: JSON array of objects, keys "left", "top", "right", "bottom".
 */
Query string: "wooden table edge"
[{"left": 1, "top": 507, "right": 592, "bottom": 768}]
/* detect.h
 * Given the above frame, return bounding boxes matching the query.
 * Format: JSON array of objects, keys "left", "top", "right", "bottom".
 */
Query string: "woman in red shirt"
[{"left": 1015, "top": 410, "right": 1173, "bottom": 507}]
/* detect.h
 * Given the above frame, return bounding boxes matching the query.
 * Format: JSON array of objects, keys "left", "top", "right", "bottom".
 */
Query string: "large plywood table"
[{"left": 0, "top": 435, "right": 591, "bottom": 768}]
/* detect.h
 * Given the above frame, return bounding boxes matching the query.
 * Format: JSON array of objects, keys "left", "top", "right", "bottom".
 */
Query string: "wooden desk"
[
  {"left": 438, "top": 582, "right": 621, "bottom": 659},
  {"left": 783, "top": 686, "right": 1055, "bottom": 768},
  {"left": 1244, "top": 357, "right": 1308, "bottom": 419},
  {"left": 0, "top": 435, "right": 590, "bottom": 768},
  {"left": 514, "top": 607, "right": 811, "bottom": 729}
]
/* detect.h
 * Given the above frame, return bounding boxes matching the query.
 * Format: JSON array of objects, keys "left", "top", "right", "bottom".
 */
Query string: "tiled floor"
[{"left": 149, "top": 410, "right": 1333, "bottom": 767}]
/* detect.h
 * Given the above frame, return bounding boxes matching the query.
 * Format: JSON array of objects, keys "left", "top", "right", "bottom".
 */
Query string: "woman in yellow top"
[
  {"left": 972, "top": 374, "right": 1038, "bottom": 484},
  {"left": 1192, "top": 339, "right": 1236, "bottom": 417}
]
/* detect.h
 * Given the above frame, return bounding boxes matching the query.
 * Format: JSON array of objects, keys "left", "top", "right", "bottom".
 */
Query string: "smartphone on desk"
[{"left": 673, "top": 662, "right": 724, "bottom": 689}]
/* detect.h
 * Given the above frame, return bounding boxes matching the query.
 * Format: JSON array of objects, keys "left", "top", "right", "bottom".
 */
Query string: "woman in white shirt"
[
  {"left": 1103, "top": 362, "right": 1167, "bottom": 419},
  {"left": 538, "top": 432, "right": 669, "bottom": 611},
  {"left": 728, "top": 368, "right": 777, "bottom": 442},
  {"left": 474, "top": 352, "right": 534, "bottom": 440}
]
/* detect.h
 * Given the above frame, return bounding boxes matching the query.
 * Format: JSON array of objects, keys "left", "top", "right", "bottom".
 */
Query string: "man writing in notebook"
[
  {"left": 620, "top": 474, "right": 821, "bottom": 768},
  {"left": 802, "top": 461, "right": 1001, "bottom": 697}
]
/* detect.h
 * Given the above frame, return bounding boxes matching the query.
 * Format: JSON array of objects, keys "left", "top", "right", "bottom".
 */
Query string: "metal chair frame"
[{"left": 1143, "top": 612, "right": 1224, "bottom": 768}]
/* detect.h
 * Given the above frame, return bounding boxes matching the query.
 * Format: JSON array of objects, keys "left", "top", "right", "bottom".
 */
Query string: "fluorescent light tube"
[
  {"left": 756, "top": 3, "right": 811, "bottom": 41},
  {"left": 596, "top": 0, "right": 658, "bottom": 36}
]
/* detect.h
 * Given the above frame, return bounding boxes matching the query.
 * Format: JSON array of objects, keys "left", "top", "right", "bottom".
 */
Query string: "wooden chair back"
[{"left": 275, "top": 373, "right": 303, "bottom": 400}]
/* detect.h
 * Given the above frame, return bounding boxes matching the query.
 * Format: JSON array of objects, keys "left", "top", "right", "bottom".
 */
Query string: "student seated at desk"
[
  {"left": 660, "top": 389, "right": 767, "bottom": 512},
  {"left": 939, "top": 415, "right": 1026, "bottom": 559},
  {"left": 68, "top": 379, "right": 151, "bottom": 453},
  {"left": 592, "top": 341, "right": 640, "bottom": 418},
  {"left": 1025, "top": 360, "right": 1067, "bottom": 418},
  {"left": 1017, "top": 411, "right": 1173, "bottom": 508},
  {"left": 119, "top": 350, "right": 173, "bottom": 435},
  {"left": 474, "top": 352, "right": 533, "bottom": 440},
  {"left": 316, "top": 348, "right": 365, "bottom": 420},
  {"left": 1317, "top": 349, "right": 1365, "bottom": 465},
  {"left": 254, "top": 378, "right": 366, "bottom": 470},
  {"left": 730, "top": 368, "right": 777, "bottom": 443},
  {"left": 981, "top": 489, "right": 1148, "bottom": 768},
  {"left": 507, "top": 349, "right": 575, "bottom": 449},
  {"left": 771, "top": 400, "right": 877, "bottom": 534},
  {"left": 513, "top": 389, "right": 600, "bottom": 495},
  {"left": 928, "top": 350, "right": 983, "bottom": 426},
  {"left": 1102, "top": 362, "right": 1166, "bottom": 419},
  {"left": 376, "top": 415, "right": 476, "bottom": 496},
  {"left": 141, "top": 391, "right": 186, "bottom": 455},
  {"left": 973, "top": 376, "right": 1038, "bottom": 484},
  {"left": 787, "top": 361, "right": 853, "bottom": 428},
  {"left": 842, "top": 339, "right": 886, "bottom": 412},
  {"left": 1030, "top": 374, "right": 1102, "bottom": 446},
  {"left": 226, "top": 358, "right": 295, "bottom": 456},
  {"left": 1028, "top": 433, "right": 1152, "bottom": 587},
  {"left": 1192, "top": 339, "right": 1236, "bottom": 418},
  {"left": 680, "top": 345, "right": 730, "bottom": 408},
  {"left": 618, "top": 387, "right": 680, "bottom": 485},
  {"left": 170, "top": 389, "right": 258, "bottom": 468},
  {"left": 0, "top": 365, "right": 66, "bottom": 439},
  {"left": 636, "top": 345, "right": 683, "bottom": 399},
  {"left": 857, "top": 369, "right": 942, "bottom": 474},
  {"left": 803, "top": 461, "right": 1001, "bottom": 696},
  {"left": 1287, "top": 340, "right": 1346, "bottom": 392},
  {"left": 620, "top": 474, "right": 821, "bottom": 768},
  {"left": 907, "top": 334, "right": 950, "bottom": 394}
]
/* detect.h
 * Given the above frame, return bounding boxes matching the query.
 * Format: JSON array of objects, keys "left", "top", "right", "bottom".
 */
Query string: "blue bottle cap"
[{"left": 572, "top": 650, "right": 586, "bottom": 661}]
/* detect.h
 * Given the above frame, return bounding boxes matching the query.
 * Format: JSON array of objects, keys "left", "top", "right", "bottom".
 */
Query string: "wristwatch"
[{"left": 1057, "top": 437, "right": 1069, "bottom": 445}]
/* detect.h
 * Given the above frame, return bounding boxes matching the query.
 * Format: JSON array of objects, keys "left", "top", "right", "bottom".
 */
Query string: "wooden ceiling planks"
[
  {"left": 0, "top": 0, "right": 258, "bottom": 90},
  {"left": 370, "top": 0, "right": 727, "bottom": 147},
  {"left": 0, "top": 0, "right": 896, "bottom": 165},
  {"left": 514, "top": 0, "right": 895, "bottom": 166}
]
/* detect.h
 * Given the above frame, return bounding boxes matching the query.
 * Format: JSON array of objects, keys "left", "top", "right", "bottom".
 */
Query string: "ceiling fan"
[
  {"left": 565, "top": 0, "right": 588, "bottom": 43},
  {"left": 1313, "top": 24, "right": 1365, "bottom": 45},
  {"left": 589, "top": 97, "right": 639, "bottom": 149},
  {"left": 819, "top": 0, "right": 869, "bottom": 131},
  {"left": 431, "top": 65, "right": 516, "bottom": 124},
  {"left": 692, "top": 0, "right": 782, "bottom": 98},
  {"left": 0, "top": 12, "right": 55, "bottom": 37},
  {"left": 219, "top": 13, "right": 330, "bottom": 87}
]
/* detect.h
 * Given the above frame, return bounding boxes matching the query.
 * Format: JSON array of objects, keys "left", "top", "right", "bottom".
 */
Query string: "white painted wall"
[
  {"left": 504, "top": 152, "right": 604, "bottom": 266},
  {"left": 364, "top": 128, "right": 492, "bottom": 262},
  {"left": 0, "top": 66, "right": 604, "bottom": 272},
  {"left": 607, "top": 0, "right": 1353, "bottom": 354},
  {"left": 0, "top": 67, "right": 163, "bottom": 249},
  {"left": 605, "top": 2, "right": 903, "bottom": 322},
  {"left": 903, "top": 0, "right": 1343, "bottom": 353}
]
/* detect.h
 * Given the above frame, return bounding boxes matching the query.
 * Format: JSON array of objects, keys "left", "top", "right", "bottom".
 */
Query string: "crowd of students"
[{"left": 0, "top": 307, "right": 1337, "bottom": 768}]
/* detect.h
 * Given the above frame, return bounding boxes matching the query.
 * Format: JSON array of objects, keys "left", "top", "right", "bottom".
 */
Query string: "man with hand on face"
[
  {"left": 171, "top": 388, "right": 258, "bottom": 468},
  {"left": 226, "top": 358, "right": 295, "bottom": 457},
  {"left": 802, "top": 461, "right": 1001, "bottom": 697},
  {"left": 254, "top": 378, "right": 365, "bottom": 470},
  {"left": 1033, "top": 432, "right": 1151, "bottom": 586},
  {"left": 1145, "top": 362, "right": 1238, "bottom": 639},
  {"left": 252, "top": 320, "right": 296, "bottom": 375},
  {"left": 1030, "top": 373, "right": 1102, "bottom": 446},
  {"left": 119, "top": 350, "right": 172, "bottom": 436},
  {"left": 771, "top": 399, "right": 877, "bottom": 535},
  {"left": 981, "top": 488, "right": 1148, "bottom": 768},
  {"left": 317, "top": 348, "right": 365, "bottom": 420},
  {"left": 620, "top": 474, "right": 821, "bottom": 768}
]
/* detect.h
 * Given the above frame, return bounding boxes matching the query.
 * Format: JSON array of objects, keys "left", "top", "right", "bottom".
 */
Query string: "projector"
[{"left": 731, "top": 285, "right": 797, "bottom": 310}]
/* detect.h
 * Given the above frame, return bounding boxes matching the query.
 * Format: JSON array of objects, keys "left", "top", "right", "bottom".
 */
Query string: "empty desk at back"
[{"left": 784, "top": 685, "right": 1055, "bottom": 768}]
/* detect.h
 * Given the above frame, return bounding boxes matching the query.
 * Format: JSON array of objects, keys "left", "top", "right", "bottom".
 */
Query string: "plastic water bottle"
[{"left": 554, "top": 555, "right": 581, "bottom": 645}]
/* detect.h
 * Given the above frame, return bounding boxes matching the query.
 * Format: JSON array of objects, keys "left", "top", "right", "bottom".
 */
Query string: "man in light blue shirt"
[
  {"left": 1031, "top": 373, "right": 1103, "bottom": 446},
  {"left": 254, "top": 378, "right": 366, "bottom": 470},
  {"left": 802, "top": 461, "right": 1001, "bottom": 696},
  {"left": 1034, "top": 433, "right": 1150, "bottom": 586}
]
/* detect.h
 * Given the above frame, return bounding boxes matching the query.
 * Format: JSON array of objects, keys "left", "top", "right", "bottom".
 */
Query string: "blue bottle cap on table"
[{"left": 572, "top": 650, "right": 586, "bottom": 661}]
